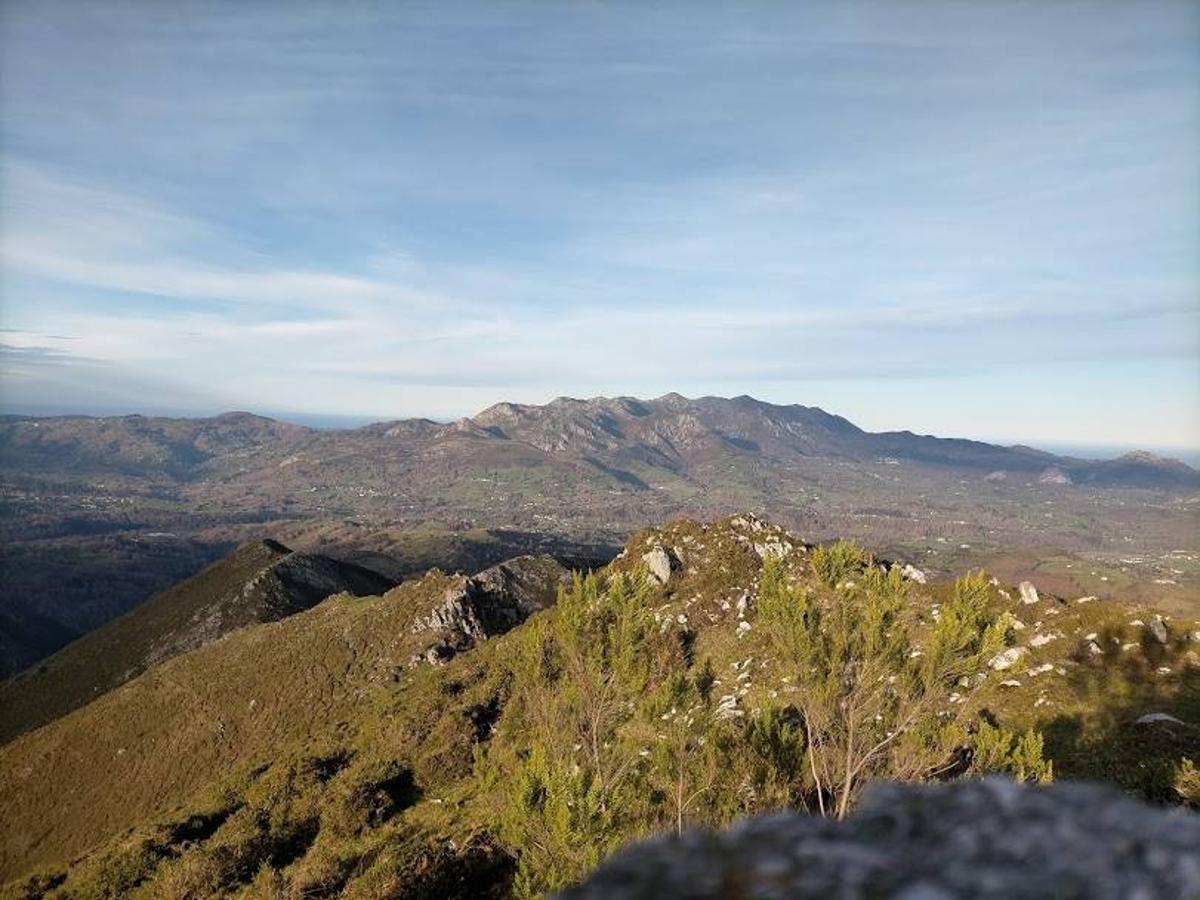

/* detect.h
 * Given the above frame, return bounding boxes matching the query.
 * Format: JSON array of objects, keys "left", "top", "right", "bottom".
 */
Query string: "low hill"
[
  {"left": 0, "top": 540, "right": 395, "bottom": 743},
  {"left": 0, "top": 553, "right": 574, "bottom": 885},
  {"left": 1, "top": 516, "right": 1195, "bottom": 898}
]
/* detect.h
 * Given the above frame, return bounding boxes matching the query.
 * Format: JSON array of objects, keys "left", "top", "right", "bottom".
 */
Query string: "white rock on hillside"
[
  {"left": 642, "top": 546, "right": 674, "bottom": 584},
  {"left": 989, "top": 647, "right": 1027, "bottom": 671},
  {"left": 901, "top": 564, "right": 927, "bottom": 585},
  {"left": 754, "top": 540, "right": 791, "bottom": 560},
  {"left": 1018, "top": 582, "right": 1040, "bottom": 605}
]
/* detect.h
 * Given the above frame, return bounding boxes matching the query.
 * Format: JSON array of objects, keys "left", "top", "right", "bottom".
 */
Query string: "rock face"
[
  {"left": 1018, "top": 581, "right": 1040, "bottom": 604},
  {"left": 641, "top": 546, "right": 675, "bottom": 585},
  {"left": 411, "top": 555, "right": 571, "bottom": 663},
  {"left": 560, "top": 778, "right": 1200, "bottom": 900}
]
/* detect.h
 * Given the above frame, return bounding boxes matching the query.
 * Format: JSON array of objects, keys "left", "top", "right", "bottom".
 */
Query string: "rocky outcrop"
[
  {"left": 641, "top": 546, "right": 676, "bottom": 584},
  {"left": 1038, "top": 466, "right": 1073, "bottom": 485},
  {"left": 561, "top": 778, "right": 1200, "bottom": 899},
  {"left": 411, "top": 555, "right": 572, "bottom": 664}
]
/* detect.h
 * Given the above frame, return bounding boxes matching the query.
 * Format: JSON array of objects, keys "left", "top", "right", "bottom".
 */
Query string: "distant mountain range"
[{"left": 2, "top": 393, "right": 1195, "bottom": 489}]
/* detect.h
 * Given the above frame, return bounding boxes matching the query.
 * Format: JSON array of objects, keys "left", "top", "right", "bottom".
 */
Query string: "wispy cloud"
[{"left": 0, "top": 1, "right": 1196, "bottom": 446}]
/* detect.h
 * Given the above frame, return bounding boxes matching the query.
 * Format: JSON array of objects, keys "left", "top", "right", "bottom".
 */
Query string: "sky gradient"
[{"left": 2, "top": 1, "right": 1198, "bottom": 449}]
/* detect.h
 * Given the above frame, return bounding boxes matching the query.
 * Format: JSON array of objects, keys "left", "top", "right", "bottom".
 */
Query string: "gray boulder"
[
  {"left": 559, "top": 778, "right": 1200, "bottom": 899},
  {"left": 1150, "top": 616, "right": 1170, "bottom": 645}
]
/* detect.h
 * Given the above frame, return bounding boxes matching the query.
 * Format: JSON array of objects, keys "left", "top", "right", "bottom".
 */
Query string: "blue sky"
[{"left": 1, "top": 1, "right": 1197, "bottom": 449}]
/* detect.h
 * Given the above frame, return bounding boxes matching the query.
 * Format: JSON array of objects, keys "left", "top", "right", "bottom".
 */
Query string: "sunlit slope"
[{"left": 0, "top": 540, "right": 395, "bottom": 743}]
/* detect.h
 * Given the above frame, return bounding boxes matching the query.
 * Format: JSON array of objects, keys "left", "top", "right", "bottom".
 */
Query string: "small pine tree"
[
  {"left": 739, "top": 706, "right": 809, "bottom": 813},
  {"left": 758, "top": 552, "right": 1023, "bottom": 816},
  {"left": 642, "top": 671, "right": 727, "bottom": 836},
  {"left": 485, "top": 571, "right": 678, "bottom": 895}
]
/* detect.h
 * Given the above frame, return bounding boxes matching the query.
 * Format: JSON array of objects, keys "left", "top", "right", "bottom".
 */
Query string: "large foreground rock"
[{"left": 560, "top": 778, "right": 1200, "bottom": 899}]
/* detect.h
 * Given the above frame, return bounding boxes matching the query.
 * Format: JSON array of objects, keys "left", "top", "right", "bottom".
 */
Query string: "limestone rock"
[
  {"left": 410, "top": 555, "right": 570, "bottom": 664},
  {"left": 561, "top": 778, "right": 1200, "bottom": 900},
  {"left": 901, "top": 564, "right": 928, "bottom": 585},
  {"left": 642, "top": 546, "right": 675, "bottom": 585},
  {"left": 1038, "top": 466, "right": 1072, "bottom": 485},
  {"left": 1018, "top": 581, "right": 1040, "bottom": 605},
  {"left": 753, "top": 539, "right": 792, "bottom": 560},
  {"left": 988, "top": 647, "right": 1027, "bottom": 671}
]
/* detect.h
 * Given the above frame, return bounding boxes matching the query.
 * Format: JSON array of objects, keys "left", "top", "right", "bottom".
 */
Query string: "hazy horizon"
[{"left": 2, "top": 1, "right": 1198, "bottom": 447}]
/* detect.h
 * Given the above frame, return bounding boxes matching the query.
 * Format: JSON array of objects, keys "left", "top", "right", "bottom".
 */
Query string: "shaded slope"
[
  {"left": 0, "top": 540, "right": 395, "bottom": 743},
  {"left": 0, "top": 609, "right": 75, "bottom": 681}
]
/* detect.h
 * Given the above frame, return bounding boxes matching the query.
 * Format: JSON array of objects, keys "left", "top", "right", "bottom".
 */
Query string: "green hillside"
[
  {"left": 0, "top": 541, "right": 395, "bottom": 743},
  {"left": 1, "top": 516, "right": 1196, "bottom": 899}
]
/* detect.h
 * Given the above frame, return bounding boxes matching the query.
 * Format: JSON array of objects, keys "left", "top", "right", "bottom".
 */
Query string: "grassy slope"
[
  {"left": 0, "top": 541, "right": 398, "bottom": 744},
  {"left": 0, "top": 569, "right": 467, "bottom": 879},
  {"left": 1, "top": 515, "right": 1196, "bottom": 897}
]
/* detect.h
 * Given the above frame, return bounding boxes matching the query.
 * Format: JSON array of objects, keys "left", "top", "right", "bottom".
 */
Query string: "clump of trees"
[
  {"left": 759, "top": 543, "right": 1050, "bottom": 816},
  {"left": 479, "top": 547, "right": 1051, "bottom": 896}
]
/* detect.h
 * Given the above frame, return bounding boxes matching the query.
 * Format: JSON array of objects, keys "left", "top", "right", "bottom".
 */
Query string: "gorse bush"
[{"left": 481, "top": 571, "right": 681, "bottom": 896}]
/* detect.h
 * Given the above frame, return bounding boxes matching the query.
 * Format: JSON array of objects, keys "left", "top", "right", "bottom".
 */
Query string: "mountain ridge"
[
  {"left": 1, "top": 514, "right": 1196, "bottom": 896},
  {"left": 0, "top": 540, "right": 396, "bottom": 743},
  {"left": 3, "top": 394, "right": 1195, "bottom": 486}
]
